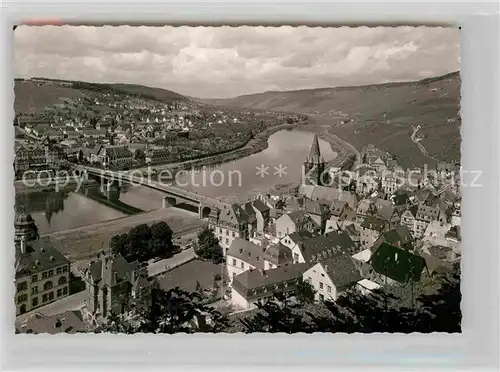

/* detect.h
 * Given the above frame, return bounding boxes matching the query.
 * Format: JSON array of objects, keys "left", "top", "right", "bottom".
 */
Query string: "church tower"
[{"left": 304, "top": 134, "right": 327, "bottom": 186}]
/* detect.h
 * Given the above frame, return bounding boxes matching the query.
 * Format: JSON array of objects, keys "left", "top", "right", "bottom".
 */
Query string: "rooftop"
[
  {"left": 16, "top": 310, "right": 87, "bottom": 334},
  {"left": 370, "top": 243, "right": 427, "bottom": 284},
  {"left": 15, "top": 237, "right": 69, "bottom": 279},
  {"left": 227, "top": 239, "right": 266, "bottom": 269},
  {"left": 232, "top": 263, "right": 310, "bottom": 295}
]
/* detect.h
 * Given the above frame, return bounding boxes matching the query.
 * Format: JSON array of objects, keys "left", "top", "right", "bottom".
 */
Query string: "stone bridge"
[{"left": 76, "top": 166, "right": 226, "bottom": 219}]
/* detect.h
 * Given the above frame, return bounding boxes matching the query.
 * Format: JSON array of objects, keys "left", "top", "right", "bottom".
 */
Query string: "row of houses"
[{"left": 203, "top": 142, "right": 462, "bottom": 311}]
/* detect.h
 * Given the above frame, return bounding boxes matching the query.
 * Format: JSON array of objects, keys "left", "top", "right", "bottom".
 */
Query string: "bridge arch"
[
  {"left": 162, "top": 196, "right": 177, "bottom": 208},
  {"left": 200, "top": 205, "right": 212, "bottom": 219}
]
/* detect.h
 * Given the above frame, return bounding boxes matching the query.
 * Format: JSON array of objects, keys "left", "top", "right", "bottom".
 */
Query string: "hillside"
[
  {"left": 14, "top": 78, "right": 187, "bottom": 115},
  {"left": 108, "top": 83, "right": 186, "bottom": 102},
  {"left": 202, "top": 72, "right": 461, "bottom": 167}
]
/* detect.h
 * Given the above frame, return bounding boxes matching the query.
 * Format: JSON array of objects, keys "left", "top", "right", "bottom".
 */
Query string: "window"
[
  {"left": 57, "top": 288, "right": 62, "bottom": 297},
  {"left": 42, "top": 294, "right": 48, "bottom": 303},
  {"left": 62, "top": 266, "right": 68, "bottom": 273},
  {"left": 240, "top": 262, "right": 244, "bottom": 269},
  {"left": 31, "top": 274, "right": 38, "bottom": 282},
  {"left": 307, "top": 277, "right": 312, "bottom": 283},
  {"left": 42, "top": 272, "right": 48, "bottom": 279},
  {"left": 48, "top": 292, "right": 54, "bottom": 301},
  {"left": 321, "top": 273, "right": 325, "bottom": 277},
  {"left": 327, "top": 285, "right": 332, "bottom": 293},
  {"left": 17, "top": 294, "right": 28, "bottom": 304},
  {"left": 43, "top": 281, "right": 53, "bottom": 291},
  {"left": 56, "top": 267, "right": 62, "bottom": 275},
  {"left": 319, "top": 294, "right": 324, "bottom": 301},
  {"left": 293, "top": 253, "right": 299, "bottom": 262},
  {"left": 58, "top": 276, "right": 67, "bottom": 286},
  {"left": 319, "top": 282, "right": 324, "bottom": 290},
  {"left": 32, "top": 297, "right": 38, "bottom": 307},
  {"left": 48, "top": 270, "right": 54, "bottom": 277},
  {"left": 232, "top": 231, "right": 235, "bottom": 238},
  {"left": 31, "top": 286, "right": 38, "bottom": 294},
  {"left": 225, "top": 238, "right": 229, "bottom": 245},
  {"left": 232, "top": 259, "right": 236, "bottom": 266},
  {"left": 63, "top": 287, "right": 68, "bottom": 295},
  {"left": 226, "top": 230, "right": 229, "bottom": 236},
  {"left": 16, "top": 282, "right": 28, "bottom": 292}
]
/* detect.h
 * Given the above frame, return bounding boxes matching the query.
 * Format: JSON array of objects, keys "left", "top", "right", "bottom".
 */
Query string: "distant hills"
[
  {"left": 14, "top": 77, "right": 187, "bottom": 114},
  {"left": 14, "top": 72, "right": 461, "bottom": 166},
  {"left": 200, "top": 71, "right": 461, "bottom": 166}
]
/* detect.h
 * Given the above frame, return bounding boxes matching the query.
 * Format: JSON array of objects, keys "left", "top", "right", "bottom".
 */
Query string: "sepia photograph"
[{"left": 12, "top": 25, "right": 461, "bottom": 334}]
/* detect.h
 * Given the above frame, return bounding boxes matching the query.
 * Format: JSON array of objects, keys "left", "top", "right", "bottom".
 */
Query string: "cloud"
[{"left": 14, "top": 25, "right": 460, "bottom": 98}]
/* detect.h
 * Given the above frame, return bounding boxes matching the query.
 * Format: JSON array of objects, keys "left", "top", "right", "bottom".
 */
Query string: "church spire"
[{"left": 308, "top": 133, "right": 322, "bottom": 163}]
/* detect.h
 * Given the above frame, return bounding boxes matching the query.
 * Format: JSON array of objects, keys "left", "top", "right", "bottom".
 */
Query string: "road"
[
  {"left": 71, "top": 228, "right": 201, "bottom": 277},
  {"left": 410, "top": 126, "right": 441, "bottom": 163},
  {"left": 148, "top": 248, "right": 196, "bottom": 277}
]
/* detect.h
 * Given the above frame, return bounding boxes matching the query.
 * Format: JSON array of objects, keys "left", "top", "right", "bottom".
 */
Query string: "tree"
[
  {"left": 110, "top": 233, "right": 129, "bottom": 256},
  {"left": 149, "top": 221, "right": 174, "bottom": 258},
  {"left": 294, "top": 280, "right": 316, "bottom": 305},
  {"left": 194, "top": 227, "right": 223, "bottom": 263},
  {"left": 127, "top": 224, "right": 152, "bottom": 261},
  {"left": 239, "top": 267, "right": 461, "bottom": 334},
  {"left": 134, "top": 149, "right": 146, "bottom": 162},
  {"left": 96, "top": 287, "right": 229, "bottom": 334}
]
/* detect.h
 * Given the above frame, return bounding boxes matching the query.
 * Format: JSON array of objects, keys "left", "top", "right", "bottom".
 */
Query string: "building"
[
  {"left": 368, "top": 243, "right": 427, "bottom": 285},
  {"left": 82, "top": 251, "right": 138, "bottom": 319},
  {"left": 226, "top": 239, "right": 265, "bottom": 283},
  {"left": 14, "top": 143, "right": 59, "bottom": 173},
  {"left": 14, "top": 213, "right": 70, "bottom": 315},
  {"left": 303, "top": 253, "right": 362, "bottom": 302},
  {"left": 381, "top": 171, "right": 405, "bottom": 195},
  {"left": 90, "top": 144, "right": 133, "bottom": 168},
  {"left": 243, "top": 199, "right": 271, "bottom": 237},
  {"left": 145, "top": 147, "right": 171, "bottom": 165},
  {"left": 275, "top": 210, "right": 319, "bottom": 239},
  {"left": 231, "top": 263, "right": 310, "bottom": 310},
  {"left": 16, "top": 310, "right": 87, "bottom": 334},
  {"left": 371, "top": 225, "right": 414, "bottom": 253},
  {"left": 304, "top": 134, "right": 327, "bottom": 186},
  {"left": 291, "top": 230, "right": 357, "bottom": 264},
  {"left": 263, "top": 243, "right": 293, "bottom": 270},
  {"left": 209, "top": 204, "right": 250, "bottom": 254},
  {"left": 401, "top": 203, "right": 446, "bottom": 239},
  {"left": 301, "top": 198, "right": 330, "bottom": 231},
  {"left": 360, "top": 216, "right": 390, "bottom": 249}
]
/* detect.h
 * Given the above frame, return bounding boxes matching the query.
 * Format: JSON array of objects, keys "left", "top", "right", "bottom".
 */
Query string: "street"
[{"left": 148, "top": 248, "right": 196, "bottom": 277}]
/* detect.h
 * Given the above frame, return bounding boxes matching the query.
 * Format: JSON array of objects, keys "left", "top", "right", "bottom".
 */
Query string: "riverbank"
[
  {"left": 43, "top": 207, "right": 206, "bottom": 261},
  {"left": 129, "top": 121, "right": 308, "bottom": 175},
  {"left": 14, "top": 178, "right": 97, "bottom": 194}
]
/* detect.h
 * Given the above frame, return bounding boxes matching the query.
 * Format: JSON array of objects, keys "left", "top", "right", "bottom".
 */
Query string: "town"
[{"left": 14, "top": 78, "right": 462, "bottom": 332}]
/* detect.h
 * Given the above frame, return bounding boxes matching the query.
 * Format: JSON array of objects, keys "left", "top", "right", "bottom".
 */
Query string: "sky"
[{"left": 14, "top": 26, "right": 460, "bottom": 99}]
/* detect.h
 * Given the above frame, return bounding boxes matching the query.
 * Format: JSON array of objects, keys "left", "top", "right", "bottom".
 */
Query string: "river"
[{"left": 16, "top": 130, "right": 336, "bottom": 233}]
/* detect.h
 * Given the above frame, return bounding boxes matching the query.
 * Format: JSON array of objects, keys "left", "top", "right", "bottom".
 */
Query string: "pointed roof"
[{"left": 307, "top": 134, "right": 322, "bottom": 163}]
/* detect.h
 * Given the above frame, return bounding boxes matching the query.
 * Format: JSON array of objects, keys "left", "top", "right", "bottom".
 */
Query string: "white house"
[
  {"left": 303, "top": 254, "right": 362, "bottom": 302},
  {"left": 225, "top": 239, "right": 265, "bottom": 284}
]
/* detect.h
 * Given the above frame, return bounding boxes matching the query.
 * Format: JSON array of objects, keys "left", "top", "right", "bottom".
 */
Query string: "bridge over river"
[{"left": 76, "top": 166, "right": 228, "bottom": 219}]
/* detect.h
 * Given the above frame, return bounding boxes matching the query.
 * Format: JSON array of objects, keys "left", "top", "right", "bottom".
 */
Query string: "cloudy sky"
[{"left": 14, "top": 26, "right": 460, "bottom": 99}]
